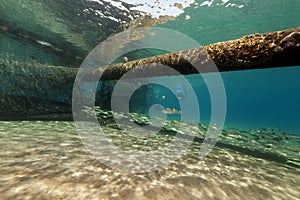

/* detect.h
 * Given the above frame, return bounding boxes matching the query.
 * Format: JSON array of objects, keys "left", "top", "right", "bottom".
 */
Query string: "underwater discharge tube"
[
  {"left": 85, "top": 27, "right": 300, "bottom": 81},
  {"left": 0, "top": 27, "right": 299, "bottom": 119}
]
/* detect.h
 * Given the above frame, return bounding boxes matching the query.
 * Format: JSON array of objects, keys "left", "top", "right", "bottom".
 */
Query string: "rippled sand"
[{"left": 0, "top": 121, "right": 299, "bottom": 200}]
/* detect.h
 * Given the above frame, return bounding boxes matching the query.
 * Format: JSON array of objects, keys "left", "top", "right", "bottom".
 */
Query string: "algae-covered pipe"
[
  {"left": 1, "top": 27, "right": 299, "bottom": 119},
  {"left": 89, "top": 27, "right": 300, "bottom": 81}
]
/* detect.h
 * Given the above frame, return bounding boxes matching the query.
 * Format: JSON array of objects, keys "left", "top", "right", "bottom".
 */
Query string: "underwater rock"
[
  {"left": 0, "top": 59, "right": 77, "bottom": 104},
  {"left": 0, "top": 94, "right": 72, "bottom": 120},
  {"left": 0, "top": 59, "right": 77, "bottom": 118}
]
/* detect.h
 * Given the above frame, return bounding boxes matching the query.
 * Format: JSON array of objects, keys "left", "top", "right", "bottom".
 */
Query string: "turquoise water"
[
  {"left": 135, "top": 66, "right": 300, "bottom": 134},
  {"left": 154, "top": 0, "right": 300, "bottom": 134},
  {"left": 221, "top": 67, "right": 300, "bottom": 134},
  {"left": 149, "top": 66, "right": 300, "bottom": 134},
  {"left": 0, "top": 0, "right": 300, "bottom": 199}
]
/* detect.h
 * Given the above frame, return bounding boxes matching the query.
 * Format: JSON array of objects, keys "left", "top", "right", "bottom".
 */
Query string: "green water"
[{"left": 158, "top": 0, "right": 300, "bottom": 45}]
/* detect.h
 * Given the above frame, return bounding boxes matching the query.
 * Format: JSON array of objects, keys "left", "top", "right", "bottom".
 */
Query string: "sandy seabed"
[{"left": 0, "top": 121, "right": 299, "bottom": 200}]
